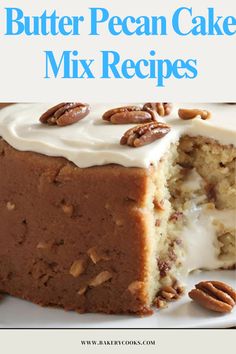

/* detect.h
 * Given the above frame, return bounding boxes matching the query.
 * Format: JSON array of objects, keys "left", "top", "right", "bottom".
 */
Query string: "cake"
[{"left": 0, "top": 102, "right": 235, "bottom": 315}]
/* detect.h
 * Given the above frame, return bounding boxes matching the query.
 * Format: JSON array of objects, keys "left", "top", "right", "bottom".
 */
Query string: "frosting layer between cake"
[{"left": 0, "top": 103, "right": 235, "bottom": 168}]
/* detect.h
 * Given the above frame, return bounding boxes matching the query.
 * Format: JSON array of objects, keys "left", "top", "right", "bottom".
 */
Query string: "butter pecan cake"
[{"left": 0, "top": 103, "right": 235, "bottom": 315}]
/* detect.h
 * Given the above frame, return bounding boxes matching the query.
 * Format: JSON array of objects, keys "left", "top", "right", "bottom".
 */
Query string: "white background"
[
  {"left": 0, "top": 1, "right": 235, "bottom": 352},
  {"left": 0, "top": 0, "right": 235, "bottom": 102}
]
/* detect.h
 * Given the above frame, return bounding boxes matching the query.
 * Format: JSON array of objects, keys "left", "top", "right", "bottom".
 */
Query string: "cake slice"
[{"left": 0, "top": 103, "right": 235, "bottom": 314}]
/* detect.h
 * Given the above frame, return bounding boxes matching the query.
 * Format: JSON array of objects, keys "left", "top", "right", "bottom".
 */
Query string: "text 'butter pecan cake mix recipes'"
[{"left": 0, "top": 102, "right": 235, "bottom": 315}]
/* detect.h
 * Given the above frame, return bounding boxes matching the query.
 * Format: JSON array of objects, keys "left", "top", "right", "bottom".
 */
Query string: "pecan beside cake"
[{"left": 0, "top": 103, "right": 235, "bottom": 315}]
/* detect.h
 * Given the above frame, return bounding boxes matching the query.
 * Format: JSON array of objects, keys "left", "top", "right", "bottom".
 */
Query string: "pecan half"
[
  {"left": 120, "top": 122, "right": 171, "bottom": 147},
  {"left": 189, "top": 280, "right": 236, "bottom": 313},
  {"left": 102, "top": 105, "right": 156, "bottom": 124},
  {"left": 143, "top": 102, "right": 172, "bottom": 117},
  {"left": 178, "top": 108, "right": 211, "bottom": 120},
  {"left": 39, "top": 102, "right": 90, "bottom": 126}
]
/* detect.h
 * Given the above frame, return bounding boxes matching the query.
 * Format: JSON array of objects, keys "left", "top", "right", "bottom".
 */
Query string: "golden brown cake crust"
[{"left": 0, "top": 138, "right": 152, "bottom": 315}]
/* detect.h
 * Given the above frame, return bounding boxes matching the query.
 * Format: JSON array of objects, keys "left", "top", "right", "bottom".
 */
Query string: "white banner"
[
  {"left": 0, "top": 0, "right": 235, "bottom": 102},
  {"left": 0, "top": 329, "right": 235, "bottom": 354}
]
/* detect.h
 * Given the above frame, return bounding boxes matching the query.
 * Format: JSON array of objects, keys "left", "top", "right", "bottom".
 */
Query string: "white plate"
[{"left": 0, "top": 270, "right": 235, "bottom": 328}]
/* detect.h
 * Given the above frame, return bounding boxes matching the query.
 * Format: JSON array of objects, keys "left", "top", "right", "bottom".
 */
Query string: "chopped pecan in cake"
[
  {"left": 128, "top": 281, "right": 144, "bottom": 294},
  {"left": 158, "top": 260, "right": 171, "bottom": 278},
  {"left": 78, "top": 286, "right": 87, "bottom": 296},
  {"left": 69, "top": 259, "right": 86, "bottom": 278},
  {"left": 153, "top": 198, "right": 165, "bottom": 211},
  {"left": 6, "top": 201, "right": 15, "bottom": 211},
  {"left": 89, "top": 271, "right": 112, "bottom": 287},
  {"left": 169, "top": 211, "right": 183, "bottom": 223},
  {"left": 87, "top": 247, "right": 111, "bottom": 264},
  {"left": 155, "top": 282, "right": 184, "bottom": 309}
]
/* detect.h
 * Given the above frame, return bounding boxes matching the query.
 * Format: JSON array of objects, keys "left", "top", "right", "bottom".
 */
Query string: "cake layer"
[{"left": 0, "top": 138, "right": 154, "bottom": 314}]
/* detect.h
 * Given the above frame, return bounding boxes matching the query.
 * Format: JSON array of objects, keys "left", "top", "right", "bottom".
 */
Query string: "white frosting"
[
  {"left": 179, "top": 168, "right": 204, "bottom": 193},
  {"left": 184, "top": 206, "right": 235, "bottom": 272},
  {"left": 0, "top": 103, "right": 235, "bottom": 168}
]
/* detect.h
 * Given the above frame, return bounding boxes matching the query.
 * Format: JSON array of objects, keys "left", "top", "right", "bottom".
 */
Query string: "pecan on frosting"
[
  {"left": 39, "top": 102, "right": 90, "bottom": 126},
  {"left": 120, "top": 121, "right": 171, "bottom": 147},
  {"left": 102, "top": 105, "right": 157, "bottom": 124},
  {"left": 102, "top": 103, "right": 173, "bottom": 124},
  {"left": 178, "top": 108, "right": 211, "bottom": 120},
  {"left": 143, "top": 102, "right": 173, "bottom": 117}
]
